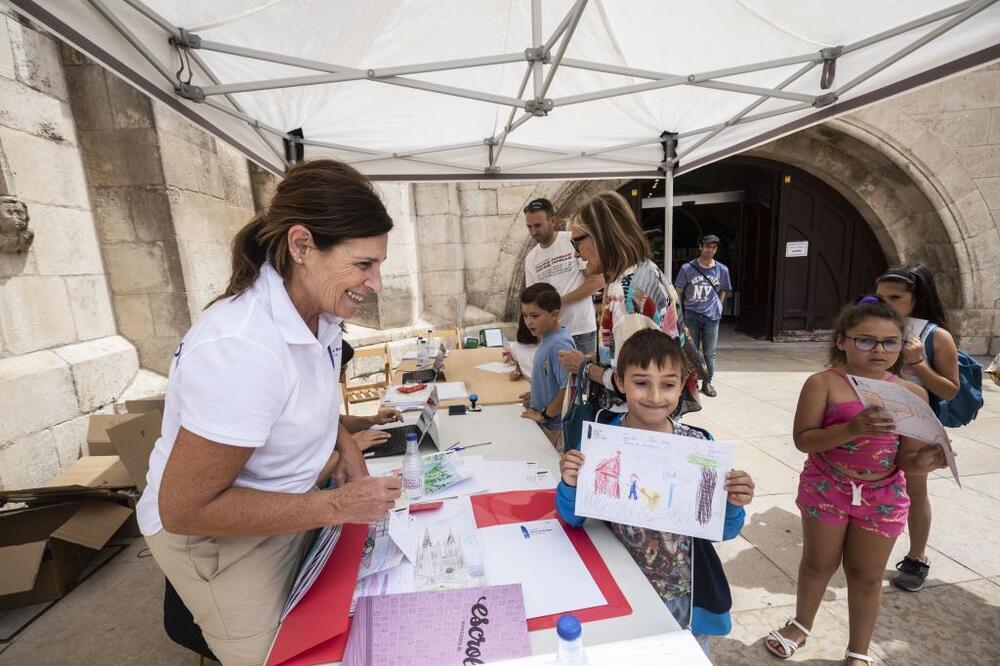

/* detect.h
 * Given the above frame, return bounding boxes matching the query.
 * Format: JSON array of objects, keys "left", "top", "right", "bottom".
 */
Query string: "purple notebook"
[{"left": 344, "top": 584, "right": 531, "bottom": 666}]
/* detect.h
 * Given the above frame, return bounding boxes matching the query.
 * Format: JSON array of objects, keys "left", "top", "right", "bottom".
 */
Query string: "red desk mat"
[{"left": 470, "top": 489, "right": 632, "bottom": 630}]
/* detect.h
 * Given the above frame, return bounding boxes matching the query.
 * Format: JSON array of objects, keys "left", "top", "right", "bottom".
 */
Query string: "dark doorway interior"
[{"left": 619, "top": 158, "right": 888, "bottom": 341}]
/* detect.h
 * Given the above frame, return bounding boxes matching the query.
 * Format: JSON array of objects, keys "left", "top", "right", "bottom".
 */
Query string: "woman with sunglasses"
[
  {"left": 764, "top": 295, "right": 946, "bottom": 665},
  {"left": 556, "top": 191, "right": 703, "bottom": 417},
  {"left": 876, "top": 266, "right": 960, "bottom": 593}
]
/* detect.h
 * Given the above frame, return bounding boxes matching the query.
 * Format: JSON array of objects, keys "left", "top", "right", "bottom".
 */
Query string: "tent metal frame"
[{"left": 8, "top": 0, "right": 1000, "bottom": 275}]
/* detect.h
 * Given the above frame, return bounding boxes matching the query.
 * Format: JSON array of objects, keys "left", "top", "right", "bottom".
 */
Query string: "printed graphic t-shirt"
[
  {"left": 675, "top": 260, "right": 732, "bottom": 321},
  {"left": 525, "top": 231, "right": 597, "bottom": 336}
]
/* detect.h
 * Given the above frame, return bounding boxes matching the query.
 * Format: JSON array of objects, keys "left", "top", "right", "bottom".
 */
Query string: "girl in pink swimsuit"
[{"left": 765, "top": 296, "right": 947, "bottom": 666}]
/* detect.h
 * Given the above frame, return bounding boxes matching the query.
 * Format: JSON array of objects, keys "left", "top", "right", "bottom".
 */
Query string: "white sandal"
[
  {"left": 845, "top": 651, "right": 874, "bottom": 664},
  {"left": 765, "top": 618, "right": 810, "bottom": 659}
]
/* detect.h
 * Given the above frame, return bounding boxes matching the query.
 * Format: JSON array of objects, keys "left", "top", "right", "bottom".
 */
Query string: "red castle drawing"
[{"left": 594, "top": 450, "right": 622, "bottom": 498}]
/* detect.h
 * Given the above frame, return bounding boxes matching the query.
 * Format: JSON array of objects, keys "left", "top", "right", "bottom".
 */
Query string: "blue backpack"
[{"left": 922, "top": 323, "right": 984, "bottom": 427}]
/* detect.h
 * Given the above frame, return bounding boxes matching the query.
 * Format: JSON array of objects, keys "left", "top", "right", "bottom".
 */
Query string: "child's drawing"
[
  {"left": 576, "top": 422, "right": 735, "bottom": 540},
  {"left": 594, "top": 450, "right": 622, "bottom": 498}
]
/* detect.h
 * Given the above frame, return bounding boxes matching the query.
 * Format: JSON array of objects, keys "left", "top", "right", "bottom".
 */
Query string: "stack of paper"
[
  {"left": 368, "top": 453, "right": 486, "bottom": 501},
  {"left": 476, "top": 361, "right": 516, "bottom": 374},
  {"left": 432, "top": 381, "right": 468, "bottom": 401},
  {"left": 281, "top": 524, "right": 343, "bottom": 620},
  {"left": 344, "top": 585, "right": 531, "bottom": 666},
  {"left": 382, "top": 384, "right": 435, "bottom": 410}
]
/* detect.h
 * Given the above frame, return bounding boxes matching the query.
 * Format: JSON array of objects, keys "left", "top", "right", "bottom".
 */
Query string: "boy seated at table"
[
  {"left": 518, "top": 282, "right": 575, "bottom": 450},
  {"left": 555, "top": 329, "right": 755, "bottom": 657}
]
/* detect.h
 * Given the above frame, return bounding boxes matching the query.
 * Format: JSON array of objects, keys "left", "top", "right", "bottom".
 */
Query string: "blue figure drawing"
[{"left": 627, "top": 473, "right": 639, "bottom": 500}]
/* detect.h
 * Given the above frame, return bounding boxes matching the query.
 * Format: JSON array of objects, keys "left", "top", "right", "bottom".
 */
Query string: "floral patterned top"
[{"left": 608, "top": 420, "right": 706, "bottom": 601}]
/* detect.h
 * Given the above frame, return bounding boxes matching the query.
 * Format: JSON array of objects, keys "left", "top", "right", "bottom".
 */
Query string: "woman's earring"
[{"left": 296, "top": 256, "right": 303, "bottom": 264}]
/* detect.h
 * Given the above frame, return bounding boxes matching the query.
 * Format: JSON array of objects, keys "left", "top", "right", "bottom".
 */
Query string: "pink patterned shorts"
[{"left": 795, "top": 456, "right": 909, "bottom": 539}]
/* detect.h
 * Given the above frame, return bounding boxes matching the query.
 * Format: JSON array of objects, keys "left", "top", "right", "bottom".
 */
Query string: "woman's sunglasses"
[
  {"left": 570, "top": 233, "right": 589, "bottom": 252},
  {"left": 844, "top": 336, "right": 902, "bottom": 352}
]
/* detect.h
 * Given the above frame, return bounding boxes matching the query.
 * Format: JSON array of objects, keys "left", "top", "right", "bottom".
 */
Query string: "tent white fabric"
[{"left": 9, "top": 0, "right": 1000, "bottom": 182}]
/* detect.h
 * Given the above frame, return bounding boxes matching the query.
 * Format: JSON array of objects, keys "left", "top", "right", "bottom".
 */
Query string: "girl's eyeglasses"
[
  {"left": 570, "top": 233, "right": 589, "bottom": 252},
  {"left": 844, "top": 336, "right": 902, "bottom": 352}
]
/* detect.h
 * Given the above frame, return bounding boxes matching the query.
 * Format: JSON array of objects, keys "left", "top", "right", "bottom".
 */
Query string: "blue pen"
[{"left": 446, "top": 441, "right": 493, "bottom": 452}]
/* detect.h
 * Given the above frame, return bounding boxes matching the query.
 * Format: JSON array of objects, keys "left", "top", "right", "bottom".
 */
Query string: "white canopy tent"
[{"left": 8, "top": 0, "right": 1000, "bottom": 273}]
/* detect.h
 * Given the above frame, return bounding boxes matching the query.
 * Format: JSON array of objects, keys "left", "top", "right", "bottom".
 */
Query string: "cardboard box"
[
  {"left": 43, "top": 456, "right": 133, "bottom": 489},
  {"left": 125, "top": 396, "right": 165, "bottom": 414},
  {"left": 106, "top": 410, "right": 162, "bottom": 491},
  {"left": 0, "top": 500, "right": 133, "bottom": 609},
  {"left": 86, "top": 413, "right": 144, "bottom": 456}
]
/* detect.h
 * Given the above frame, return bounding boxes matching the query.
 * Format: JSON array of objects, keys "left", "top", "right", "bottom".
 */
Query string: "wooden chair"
[
  {"left": 340, "top": 343, "right": 391, "bottom": 414},
  {"left": 434, "top": 327, "right": 462, "bottom": 350}
]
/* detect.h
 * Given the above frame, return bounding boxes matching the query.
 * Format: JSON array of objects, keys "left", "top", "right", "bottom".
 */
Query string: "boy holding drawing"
[
  {"left": 555, "top": 329, "right": 754, "bottom": 655},
  {"left": 519, "top": 282, "right": 576, "bottom": 450}
]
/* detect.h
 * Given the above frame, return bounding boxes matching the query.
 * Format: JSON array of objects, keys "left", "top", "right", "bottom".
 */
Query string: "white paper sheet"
[
  {"left": 479, "top": 460, "right": 557, "bottom": 493},
  {"left": 433, "top": 381, "right": 469, "bottom": 401},
  {"left": 476, "top": 361, "right": 517, "bottom": 375},
  {"left": 478, "top": 519, "right": 606, "bottom": 619},
  {"left": 847, "top": 374, "right": 960, "bottom": 486},
  {"left": 490, "top": 631, "right": 711, "bottom": 665},
  {"left": 281, "top": 523, "right": 343, "bottom": 620},
  {"left": 576, "top": 422, "right": 735, "bottom": 541},
  {"left": 904, "top": 316, "right": 930, "bottom": 340},
  {"left": 409, "top": 497, "right": 488, "bottom": 593},
  {"left": 357, "top": 510, "right": 416, "bottom": 581},
  {"left": 484, "top": 329, "right": 505, "bottom": 347}
]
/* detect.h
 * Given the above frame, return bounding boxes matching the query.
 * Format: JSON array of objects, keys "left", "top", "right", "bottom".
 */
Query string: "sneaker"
[
  {"left": 701, "top": 381, "right": 717, "bottom": 397},
  {"left": 892, "top": 556, "right": 929, "bottom": 592}
]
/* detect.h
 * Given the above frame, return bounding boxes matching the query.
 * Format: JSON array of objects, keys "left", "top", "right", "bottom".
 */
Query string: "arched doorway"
[{"left": 619, "top": 158, "right": 889, "bottom": 340}]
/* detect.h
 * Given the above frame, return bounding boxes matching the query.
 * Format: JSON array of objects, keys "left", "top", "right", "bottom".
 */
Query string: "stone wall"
[{"left": 0, "top": 13, "right": 138, "bottom": 490}]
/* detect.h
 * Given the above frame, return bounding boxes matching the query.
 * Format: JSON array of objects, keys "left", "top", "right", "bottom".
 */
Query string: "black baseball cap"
[
  {"left": 700, "top": 234, "right": 720, "bottom": 245},
  {"left": 523, "top": 198, "right": 554, "bottom": 215}
]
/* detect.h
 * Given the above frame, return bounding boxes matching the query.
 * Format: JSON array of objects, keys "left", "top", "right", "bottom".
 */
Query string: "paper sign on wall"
[{"left": 785, "top": 241, "right": 809, "bottom": 257}]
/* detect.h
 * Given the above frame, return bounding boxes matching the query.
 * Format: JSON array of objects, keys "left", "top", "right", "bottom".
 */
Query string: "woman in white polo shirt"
[{"left": 136, "top": 160, "right": 402, "bottom": 665}]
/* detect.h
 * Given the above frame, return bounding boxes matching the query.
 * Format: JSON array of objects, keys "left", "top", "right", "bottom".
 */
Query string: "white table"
[{"left": 377, "top": 403, "right": 679, "bottom": 655}]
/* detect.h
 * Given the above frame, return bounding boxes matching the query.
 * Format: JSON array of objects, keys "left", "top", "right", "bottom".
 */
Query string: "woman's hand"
[
  {"left": 330, "top": 476, "right": 402, "bottom": 523},
  {"left": 914, "top": 443, "right": 948, "bottom": 473},
  {"left": 509, "top": 366, "right": 523, "bottom": 382},
  {"left": 353, "top": 429, "right": 391, "bottom": 451},
  {"left": 519, "top": 390, "right": 531, "bottom": 409},
  {"left": 558, "top": 349, "right": 587, "bottom": 374},
  {"left": 370, "top": 407, "right": 403, "bottom": 426},
  {"left": 903, "top": 337, "right": 924, "bottom": 366},
  {"left": 847, "top": 406, "right": 895, "bottom": 438},
  {"left": 333, "top": 428, "right": 369, "bottom": 486},
  {"left": 560, "top": 450, "right": 585, "bottom": 486},
  {"left": 521, "top": 408, "right": 544, "bottom": 424},
  {"left": 725, "top": 470, "right": 754, "bottom": 506}
]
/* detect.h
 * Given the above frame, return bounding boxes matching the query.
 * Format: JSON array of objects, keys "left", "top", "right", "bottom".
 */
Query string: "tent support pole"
[
  {"left": 87, "top": 0, "right": 174, "bottom": 83},
  {"left": 660, "top": 132, "right": 678, "bottom": 278}
]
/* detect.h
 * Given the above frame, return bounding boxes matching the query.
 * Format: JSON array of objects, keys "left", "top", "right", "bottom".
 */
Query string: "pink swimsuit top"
[{"left": 818, "top": 371, "right": 901, "bottom": 478}]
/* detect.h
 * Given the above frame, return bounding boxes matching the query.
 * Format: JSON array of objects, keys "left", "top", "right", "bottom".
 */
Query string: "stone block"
[
  {"left": 7, "top": 19, "right": 68, "bottom": 100},
  {"left": 152, "top": 100, "right": 214, "bottom": 150},
  {"left": 414, "top": 184, "right": 454, "bottom": 215},
  {"left": 133, "top": 336, "right": 180, "bottom": 376},
  {"left": 954, "top": 190, "right": 998, "bottom": 240},
  {"left": 496, "top": 185, "right": 537, "bottom": 215},
  {"left": 416, "top": 214, "right": 461, "bottom": 245},
  {"left": 102, "top": 242, "right": 173, "bottom": 294},
  {"left": 930, "top": 158, "right": 979, "bottom": 204},
  {"left": 159, "top": 132, "right": 225, "bottom": 198},
  {"left": 90, "top": 187, "right": 136, "bottom": 242},
  {"left": 0, "top": 429, "right": 61, "bottom": 490},
  {"left": 962, "top": 336, "right": 989, "bottom": 355},
  {"left": 418, "top": 243, "right": 464, "bottom": 271},
  {"left": 375, "top": 293, "right": 414, "bottom": 329},
  {"left": 168, "top": 189, "right": 249, "bottom": 244},
  {"left": 0, "top": 16, "right": 14, "bottom": 80},
  {"left": 888, "top": 84, "right": 943, "bottom": 115},
  {"left": 956, "top": 145, "right": 1000, "bottom": 179},
  {"left": 176, "top": 240, "right": 232, "bottom": 317},
  {"left": 940, "top": 69, "right": 1000, "bottom": 112},
  {"left": 461, "top": 215, "right": 516, "bottom": 244},
  {"left": 216, "top": 142, "right": 255, "bottom": 209},
  {"left": 990, "top": 109, "right": 1000, "bottom": 145},
  {"left": 29, "top": 205, "right": 104, "bottom": 275},
  {"left": 0, "top": 74, "right": 76, "bottom": 142},
  {"left": 423, "top": 294, "right": 466, "bottom": 324},
  {"left": 0, "top": 127, "right": 90, "bottom": 208},
  {"left": 422, "top": 270, "right": 465, "bottom": 297},
  {"left": 910, "top": 110, "right": 991, "bottom": 147},
  {"left": 381, "top": 238, "right": 417, "bottom": 277},
  {"left": 77, "top": 127, "right": 164, "bottom": 188},
  {"left": 130, "top": 186, "right": 175, "bottom": 242},
  {"left": 149, "top": 291, "right": 192, "bottom": 338},
  {"left": 0, "top": 245, "right": 36, "bottom": 278},
  {"left": 51, "top": 414, "right": 89, "bottom": 468},
  {"left": 66, "top": 275, "right": 117, "bottom": 341},
  {"left": 459, "top": 188, "right": 497, "bottom": 217},
  {"left": 0, "top": 350, "right": 78, "bottom": 442},
  {"left": 463, "top": 242, "right": 499, "bottom": 271},
  {"left": 54, "top": 335, "right": 139, "bottom": 412},
  {"left": 0, "top": 276, "right": 76, "bottom": 353},
  {"left": 63, "top": 63, "right": 113, "bottom": 131},
  {"left": 114, "top": 293, "right": 155, "bottom": 340},
  {"left": 978, "top": 177, "right": 1000, "bottom": 212}
]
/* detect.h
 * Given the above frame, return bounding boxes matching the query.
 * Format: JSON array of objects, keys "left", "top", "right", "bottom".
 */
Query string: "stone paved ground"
[{"left": 2, "top": 332, "right": 997, "bottom": 665}]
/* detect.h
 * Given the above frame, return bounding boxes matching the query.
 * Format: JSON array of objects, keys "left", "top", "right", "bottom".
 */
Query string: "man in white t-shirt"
[{"left": 523, "top": 198, "right": 602, "bottom": 353}]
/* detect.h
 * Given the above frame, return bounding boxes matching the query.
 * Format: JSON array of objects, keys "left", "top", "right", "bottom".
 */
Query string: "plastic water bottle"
[
  {"left": 416, "top": 336, "right": 428, "bottom": 368},
  {"left": 402, "top": 432, "right": 424, "bottom": 500},
  {"left": 555, "top": 614, "right": 588, "bottom": 665}
]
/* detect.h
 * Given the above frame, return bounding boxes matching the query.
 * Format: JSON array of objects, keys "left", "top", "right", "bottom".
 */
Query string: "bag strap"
[
  {"left": 922, "top": 322, "right": 937, "bottom": 362},
  {"left": 688, "top": 261, "right": 722, "bottom": 296}
]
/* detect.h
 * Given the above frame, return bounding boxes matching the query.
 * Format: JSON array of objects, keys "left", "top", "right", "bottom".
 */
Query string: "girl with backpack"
[{"left": 875, "top": 265, "right": 964, "bottom": 593}]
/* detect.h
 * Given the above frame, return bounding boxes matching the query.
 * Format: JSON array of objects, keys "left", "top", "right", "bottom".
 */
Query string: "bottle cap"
[
  {"left": 556, "top": 614, "right": 581, "bottom": 641},
  {"left": 405, "top": 432, "right": 418, "bottom": 441}
]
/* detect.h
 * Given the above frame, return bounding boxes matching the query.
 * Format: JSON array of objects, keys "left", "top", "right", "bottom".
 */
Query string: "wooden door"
[
  {"left": 738, "top": 201, "right": 774, "bottom": 338},
  {"left": 773, "top": 169, "right": 887, "bottom": 337}
]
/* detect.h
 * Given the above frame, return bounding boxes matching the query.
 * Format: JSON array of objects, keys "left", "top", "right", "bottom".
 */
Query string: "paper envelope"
[
  {"left": 265, "top": 523, "right": 368, "bottom": 666},
  {"left": 470, "top": 490, "right": 632, "bottom": 630}
]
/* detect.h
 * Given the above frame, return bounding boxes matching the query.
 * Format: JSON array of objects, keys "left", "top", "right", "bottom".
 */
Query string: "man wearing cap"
[
  {"left": 675, "top": 234, "right": 732, "bottom": 397},
  {"left": 523, "top": 198, "right": 603, "bottom": 353}
]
